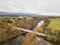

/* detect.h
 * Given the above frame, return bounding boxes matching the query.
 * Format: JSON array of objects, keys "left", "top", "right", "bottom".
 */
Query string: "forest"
[{"left": 0, "top": 16, "right": 60, "bottom": 45}]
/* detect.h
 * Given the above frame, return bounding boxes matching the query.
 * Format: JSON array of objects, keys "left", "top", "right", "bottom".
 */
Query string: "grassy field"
[{"left": 48, "top": 18, "right": 60, "bottom": 31}]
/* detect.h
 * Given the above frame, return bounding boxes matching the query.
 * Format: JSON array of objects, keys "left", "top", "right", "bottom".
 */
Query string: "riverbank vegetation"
[
  {"left": 0, "top": 16, "right": 60, "bottom": 45},
  {"left": 38, "top": 18, "right": 60, "bottom": 45}
]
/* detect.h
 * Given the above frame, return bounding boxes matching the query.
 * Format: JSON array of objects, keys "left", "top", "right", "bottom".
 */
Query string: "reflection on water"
[{"left": 1, "top": 36, "right": 23, "bottom": 45}]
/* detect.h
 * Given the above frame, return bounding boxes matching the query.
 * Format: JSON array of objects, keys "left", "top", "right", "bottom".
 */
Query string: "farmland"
[{"left": 48, "top": 18, "right": 60, "bottom": 31}]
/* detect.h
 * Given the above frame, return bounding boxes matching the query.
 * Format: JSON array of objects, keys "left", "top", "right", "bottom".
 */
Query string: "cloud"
[{"left": 0, "top": 0, "right": 60, "bottom": 15}]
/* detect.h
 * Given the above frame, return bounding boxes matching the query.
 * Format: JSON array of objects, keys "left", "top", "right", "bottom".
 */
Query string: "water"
[
  {"left": 1, "top": 36, "right": 23, "bottom": 45},
  {"left": 33, "top": 20, "right": 44, "bottom": 31}
]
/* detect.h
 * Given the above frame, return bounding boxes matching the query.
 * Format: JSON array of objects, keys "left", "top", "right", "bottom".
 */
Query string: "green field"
[{"left": 48, "top": 18, "right": 60, "bottom": 31}]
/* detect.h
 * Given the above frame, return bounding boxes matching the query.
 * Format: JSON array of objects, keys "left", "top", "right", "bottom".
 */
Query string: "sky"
[{"left": 0, "top": 0, "right": 60, "bottom": 16}]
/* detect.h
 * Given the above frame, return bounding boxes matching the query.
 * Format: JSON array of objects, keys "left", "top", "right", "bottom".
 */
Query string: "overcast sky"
[{"left": 0, "top": 0, "right": 60, "bottom": 16}]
